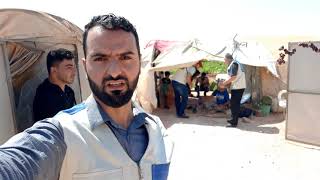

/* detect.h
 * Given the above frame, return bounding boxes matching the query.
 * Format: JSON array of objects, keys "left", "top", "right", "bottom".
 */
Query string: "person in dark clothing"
[
  {"left": 195, "top": 72, "right": 210, "bottom": 97},
  {"left": 33, "top": 49, "right": 76, "bottom": 122},
  {"left": 186, "top": 69, "right": 200, "bottom": 97},
  {"left": 220, "top": 53, "right": 246, "bottom": 128},
  {"left": 160, "top": 71, "right": 171, "bottom": 109}
]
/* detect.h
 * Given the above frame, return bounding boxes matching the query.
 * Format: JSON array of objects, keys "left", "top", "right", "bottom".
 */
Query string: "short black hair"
[
  {"left": 225, "top": 53, "right": 233, "bottom": 60},
  {"left": 83, "top": 13, "right": 140, "bottom": 58},
  {"left": 192, "top": 69, "right": 201, "bottom": 80},
  {"left": 201, "top": 72, "right": 206, "bottom": 77},
  {"left": 165, "top": 71, "right": 170, "bottom": 76},
  {"left": 47, "top": 48, "right": 74, "bottom": 74}
]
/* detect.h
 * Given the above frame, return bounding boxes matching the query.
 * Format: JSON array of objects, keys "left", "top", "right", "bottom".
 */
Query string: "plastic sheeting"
[
  {"left": 286, "top": 41, "right": 320, "bottom": 146},
  {"left": 198, "top": 37, "right": 279, "bottom": 77},
  {"left": 150, "top": 40, "right": 223, "bottom": 72},
  {"left": 0, "top": 9, "right": 90, "bottom": 140},
  {"left": 0, "top": 9, "right": 82, "bottom": 42},
  {"left": 136, "top": 38, "right": 280, "bottom": 112},
  {"left": 7, "top": 42, "right": 43, "bottom": 78},
  {"left": 149, "top": 38, "right": 279, "bottom": 77}
]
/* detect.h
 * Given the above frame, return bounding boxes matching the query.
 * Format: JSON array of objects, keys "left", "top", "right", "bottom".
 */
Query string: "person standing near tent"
[
  {"left": 172, "top": 62, "right": 202, "bottom": 118},
  {"left": 220, "top": 53, "right": 246, "bottom": 127},
  {"left": 160, "top": 71, "right": 172, "bottom": 109},
  {"left": 33, "top": 49, "right": 76, "bottom": 123},
  {"left": 0, "top": 13, "right": 173, "bottom": 180}
]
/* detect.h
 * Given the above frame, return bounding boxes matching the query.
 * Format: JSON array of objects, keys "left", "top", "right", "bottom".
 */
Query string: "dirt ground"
[{"left": 153, "top": 107, "right": 320, "bottom": 180}]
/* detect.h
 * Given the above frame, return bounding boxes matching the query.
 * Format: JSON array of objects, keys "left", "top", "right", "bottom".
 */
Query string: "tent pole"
[{"left": 2, "top": 43, "right": 18, "bottom": 133}]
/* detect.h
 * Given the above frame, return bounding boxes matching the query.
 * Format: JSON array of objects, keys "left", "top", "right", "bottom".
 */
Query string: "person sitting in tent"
[
  {"left": 160, "top": 71, "right": 171, "bottom": 109},
  {"left": 172, "top": 61, "right": 202, "bottom": 118},
  {"left": 212, "top": 79, "right": 230, "bottom": 113},
  {"left": 195, "top": 72, "right": 210, "bottom": 97},
  {"left": 33, "top": 49, "right": 76, "bottom": 123}
]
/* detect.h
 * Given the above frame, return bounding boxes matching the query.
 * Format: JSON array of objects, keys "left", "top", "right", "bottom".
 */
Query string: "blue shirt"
[
  {"left": 0, "top": 118, "right": 66, "bottom": 180},
  {"left": 97, "top": 104, "right": 149, "bottom": 163},
  {"left": 212, "top": 89, "right": 230, "bottom": 105},
  {"left": 0, "top": 101, "right": 150, "bottom": 179}
]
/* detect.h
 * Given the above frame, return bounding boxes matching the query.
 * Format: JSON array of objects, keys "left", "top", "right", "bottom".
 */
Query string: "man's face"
[
  {"left": 55, "top": 59, "right": 76, "bottom": 84},
  {"left": 224, "top": 58, "right": 231, "bottom": 65},
  {"left": 83, "top": 27, "right": 140, "bottom": 108}
]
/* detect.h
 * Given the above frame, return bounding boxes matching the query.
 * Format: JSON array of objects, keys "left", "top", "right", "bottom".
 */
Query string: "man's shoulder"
[
  {"left": 233, "top": 62, "right": 239, "bottom": 66},
  {"left": 35, "top": 78, "right": 49, "bottom": 91},
  {"left": 61, "top": 103, "right": 86, "bottom": 115},
  {"left": 54, "top": 103, "right": 87, "bottom": 123},
  {"left": 186, "top": 66, "right": 196, "bottom": 75},
  {"left": 231, "top": 61, "right": 239, "bottom": 68},
  {"left": 65, "top": 85, "right": 75, "bottom": 93}
]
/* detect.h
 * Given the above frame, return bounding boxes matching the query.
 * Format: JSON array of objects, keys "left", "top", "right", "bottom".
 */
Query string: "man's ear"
[
  {"left": 50, "top": 66, "right": 56, "bottom": 75},
  {"left": 81, "top": 57, "right": 87, "bottom": 72},
  {"left": 81, "top": 57, "right": 88, "bottom": 79}
]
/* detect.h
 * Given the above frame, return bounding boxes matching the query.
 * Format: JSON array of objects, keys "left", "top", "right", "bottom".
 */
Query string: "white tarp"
[
  {"left": 286, "top": 41, "right": 320, "bottom": 146},
  {"left": 198, "top": 37, "right": 279, "bottom": 77},
  {"left": 136, "top": 38, "right": 279, "bottom": 112},
  {"left": 150, "top": 40, "right": 223, "bottom": 72}
]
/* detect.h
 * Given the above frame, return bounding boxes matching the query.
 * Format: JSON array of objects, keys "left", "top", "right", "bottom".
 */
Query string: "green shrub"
[
  {"left": 200, "top": 61, "right": 227, "bottom": 74},
  {"left": 169, "top": 60, "right": 226, "bottom": 75},
  {"left": 261, "top": 96, "right": 272, "bottom": 106},
  {"left": 209, "top": 82, "right": 217, "bottom": 91}
]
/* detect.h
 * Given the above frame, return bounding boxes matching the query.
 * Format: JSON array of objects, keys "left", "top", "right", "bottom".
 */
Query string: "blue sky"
[{"left": 1, "top": 0, "right": 319, "bottom": 42}]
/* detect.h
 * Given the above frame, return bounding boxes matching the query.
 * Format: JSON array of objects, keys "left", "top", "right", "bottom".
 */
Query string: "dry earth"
[{"left": 154, "top": 108, "right": 320, "bottom": 180}]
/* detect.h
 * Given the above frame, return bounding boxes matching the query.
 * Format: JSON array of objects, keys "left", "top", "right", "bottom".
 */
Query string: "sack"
[{"left": 239, "top": 107, "right": 252, "bottom": 118}]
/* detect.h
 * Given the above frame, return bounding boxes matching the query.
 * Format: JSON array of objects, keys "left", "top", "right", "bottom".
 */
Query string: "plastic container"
[{"left": 260, "top": 104, "right": 271, "bottom": 116}]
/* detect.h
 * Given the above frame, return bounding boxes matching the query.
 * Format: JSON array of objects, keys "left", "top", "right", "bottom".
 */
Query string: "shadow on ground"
[{"left": 154, "top": 107, "right": 284, "bottom": 134}]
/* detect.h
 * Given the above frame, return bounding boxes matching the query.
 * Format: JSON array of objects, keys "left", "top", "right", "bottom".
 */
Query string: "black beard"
[{"left": 88, "top": 74, "right": 139, "bottom": 108}]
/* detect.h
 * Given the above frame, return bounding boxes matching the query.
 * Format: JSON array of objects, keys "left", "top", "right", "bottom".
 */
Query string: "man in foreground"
[{"left": 0, "top": 13, "right": 173, "bottom": 180}]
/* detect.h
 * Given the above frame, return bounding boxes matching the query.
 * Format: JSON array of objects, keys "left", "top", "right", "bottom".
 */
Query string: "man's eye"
[
  {"left": 121, "top": 55, "right": 132, "bottom": 60},
  {"left": 94, "top": 57, "right": 104, "bottom": 61}
]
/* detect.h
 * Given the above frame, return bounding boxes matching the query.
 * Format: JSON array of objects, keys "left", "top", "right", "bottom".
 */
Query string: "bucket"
[{"left": 260, "top": 104, "right": 271, "bottom": 116}]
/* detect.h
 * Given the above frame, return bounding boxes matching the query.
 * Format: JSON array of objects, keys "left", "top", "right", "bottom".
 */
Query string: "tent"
[
  {"left": 136, "top": 37, "right": 280, "bottom": 112},
  {"left": 0, "top": 9, "right": 90, "bottom": 143}
]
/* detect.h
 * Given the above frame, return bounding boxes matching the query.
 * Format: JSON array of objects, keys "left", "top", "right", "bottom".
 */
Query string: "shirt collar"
[{"left": 85, "top": 94, "right": 148, "bottom": 131}]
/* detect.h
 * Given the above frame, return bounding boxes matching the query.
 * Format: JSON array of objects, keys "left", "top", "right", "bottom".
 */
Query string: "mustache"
[{"left": 102, "top": 75, "right": 129, "bottom": 84}]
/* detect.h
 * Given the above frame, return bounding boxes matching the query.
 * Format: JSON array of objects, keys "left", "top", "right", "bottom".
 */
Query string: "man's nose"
[{"left": 107, "top": 59, "right": 122, "bottom": 78}]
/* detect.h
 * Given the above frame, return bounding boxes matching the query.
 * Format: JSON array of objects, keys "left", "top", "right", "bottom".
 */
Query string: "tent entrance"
[{"left": 3, "top": 41, "right": 82, "bottom": 132}]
